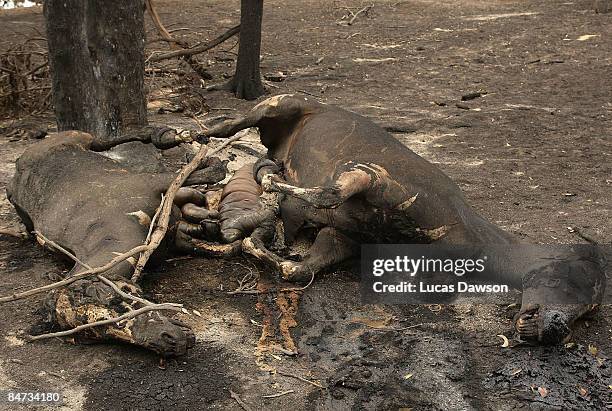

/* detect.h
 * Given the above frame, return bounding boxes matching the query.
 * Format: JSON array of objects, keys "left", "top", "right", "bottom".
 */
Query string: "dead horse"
[
  {"left": 204, "top": 94, "right": 604, "bottom": 345},
  {"left": 6, "top": 129, "right": 229, "bottom": 356}
]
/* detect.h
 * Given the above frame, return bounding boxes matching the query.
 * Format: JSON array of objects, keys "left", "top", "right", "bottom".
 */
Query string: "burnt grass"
[{"left": 0, "top": 0, "right": 611, "bottom": 410}]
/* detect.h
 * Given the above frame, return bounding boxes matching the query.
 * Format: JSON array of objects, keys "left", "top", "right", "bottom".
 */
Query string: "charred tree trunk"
[
  {"left": 227, "top": 0, "right": 265, "bottom": 100},
  {"left": 44, "top": 0, "right": 147, "bottom": 142}
]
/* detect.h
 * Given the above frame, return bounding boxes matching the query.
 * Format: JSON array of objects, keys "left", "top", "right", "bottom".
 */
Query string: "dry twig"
[
  {"left": 227, "top": 262, "right": 258, "bottom": 294},
  {"left": 148, "top": 25, "right": 240, "bottom": 62},
  {"left": 364, "top": 323, "right": 425, "bottom": 332},
  {"left": 95, "top": 275, "right": 153, "bottom": 306},
  {"left": 146, "top": 194, "right": 165, "bottom": 243},
  {"left": 277, "top": 370, "right": 325, "bottom": 389},
  {"left": 227, "top": 267, "right": 315, "bottom": 295},
  {"left": 262, "top": 390, "right": 294, "bottom": 399},
  {"left": 145, "top": 0, "right": 176, "bottom": 44},
  {"left": 26, "top": 303, "right": 183, "bottom": 341},
  {"left": 190, "top": 114, "right": 208, "bottom": 132},
  {"left": 348, "top": 4, "right": 374, "bottom": 25},
  {"left": 145, "top": 0, "right": 223, "bottom": 80},
  {"left": 229, "top": 390, "right": 253, "bottom": 411},
  {"left": 130, "top": 144, "right": 209, "bottom": 282},
  {"left": 280, "top": 270, "right": 316, "bottom": 292}
]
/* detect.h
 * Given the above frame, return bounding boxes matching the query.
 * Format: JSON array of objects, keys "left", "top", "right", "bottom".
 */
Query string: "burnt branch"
[
  {"left": 146, "top": 0, "right": 225, "bottom": 80},
  {"left": 0, "top": 245, "right": 149, "bottom": 303},
  {"left": 348, "top": 4, "right": 374, "bottom": 25},
  {"left": 26, "top": 303, "right": 184, "bottom": 342},
  {"left": 148, "top": 25, "right": 240, "bottom": 63},
  {"left": 34, "top": 230, "right": 156, "bottom": 307}
]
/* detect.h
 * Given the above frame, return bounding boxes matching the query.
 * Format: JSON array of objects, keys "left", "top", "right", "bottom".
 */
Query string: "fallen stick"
[
  {"left": 227, "top": 265, "right": 258, "bottom": 294},
  {"left": 96, "top": 275, "right": 153, "bottom": 306},
  {"left": 228, "top": 264, "right": 316, "bottom": 295},
  {"left": 34, "top": 230, "right": 88, "bottom": 268},
  {"left": 364, "top": 323, "right": 425, "bottom": 332},
  {"left": 24, "top": 60, "right": 48, "bottom": 77},
  {"left": 262, "top": 390, "right": 294, "bottom": 399},
  {"left": 348, "top": 4, "right": 373, "bottom": 25},
  {"left": 131, "top": 131, "right": 248, "bottom": 282},
  {"left": 146, "top": 194, "right": 165, "bottom": 243},
  {"left": 145, "top": 0, "right": 174, "bottom": 43},
  {"left": 190, "top": 115, "right": 208, "bottom": 132},
  {"left": 145, "top": 0, "right": 213, "bottom": 79},
  {"left": 26, "top": 303, "right": 183, "bottom": 342},
  {"left": 0, "top": 65, "right": 15, "bottom": 75},
  {"left": 276, "top": 370, "right": 325, "bottom": 389},
  {"left": 149, "top": 25, "right": 240, "bottom": 62},
  {"left": 226, "top": 271, "right": 315, "bottom": 295},
  {"left": 229, "top": 390, "right": 253, "bottom": 411},
  {"left": 281, "top": 271, "right": 316, "bottom": 292}
]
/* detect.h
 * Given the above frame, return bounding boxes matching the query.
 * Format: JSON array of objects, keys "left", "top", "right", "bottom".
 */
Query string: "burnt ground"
[{"left": 0, "top": 0, "right": 611, "bottom": 410}]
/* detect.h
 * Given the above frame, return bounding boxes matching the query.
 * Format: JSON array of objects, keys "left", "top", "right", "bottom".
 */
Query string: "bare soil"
[{"left": 0, "top": 1, "right": 611, "bottom": 410}]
